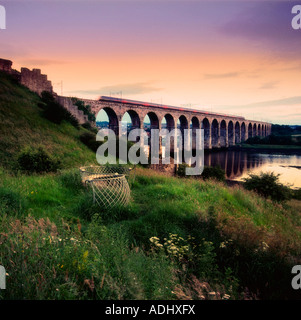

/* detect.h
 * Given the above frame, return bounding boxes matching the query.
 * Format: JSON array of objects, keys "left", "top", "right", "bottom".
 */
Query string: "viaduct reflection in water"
[{"left": 204, "top": 151, "right": 264, "bottom": 179}]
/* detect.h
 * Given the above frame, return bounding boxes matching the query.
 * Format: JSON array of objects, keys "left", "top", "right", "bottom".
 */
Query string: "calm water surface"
[{"left": 204, "top": 150, "right": 301, "bottom": 189}]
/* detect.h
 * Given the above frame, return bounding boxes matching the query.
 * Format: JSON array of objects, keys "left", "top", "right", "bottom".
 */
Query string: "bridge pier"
[{"left": 225, "top": 123, "right": 229, "bottom": 147}]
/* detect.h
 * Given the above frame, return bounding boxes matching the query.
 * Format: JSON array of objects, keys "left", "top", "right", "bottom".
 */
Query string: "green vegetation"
[
  {"left": 17, "top": 146, "right": 62, "bottom": 174},
  {"left": 243, "top": 172, "right": 292, "bottom": 202},
  {"left": 176, "top": 164, "right": 225, "bottom": 182},
  {"left": 40, "top": 91, "right": 80, "bottom": 129},
  {"left": 0, "top": 168, "right": 300, "bottom": 300},
  {"left": 71, "top": 97, "right": 96, "bottom": 122},
  {"left": 245, "top": 134, "right": 301, "bottom": 147},
  {"left": 200, "top": 165, "right": 226, "bottom": 182},
  {"left": 0, "top": 71, "right": 97, "bottom": 169},
  {"left": 272, "top": 124, "right": 301, "bottom": 136},
  {"left": 243, "top": 124, "right": 301, "bottom": 150}
]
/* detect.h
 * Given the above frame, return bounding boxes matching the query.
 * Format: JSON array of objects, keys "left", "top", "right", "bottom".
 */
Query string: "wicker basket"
[{"left": 79, "top": 165, "right": 132, "bottom": 210}]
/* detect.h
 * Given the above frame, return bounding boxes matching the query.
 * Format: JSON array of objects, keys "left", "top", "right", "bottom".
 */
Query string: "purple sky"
[{"left": 0, "top": 0, "right": 300, "bottom": 125}]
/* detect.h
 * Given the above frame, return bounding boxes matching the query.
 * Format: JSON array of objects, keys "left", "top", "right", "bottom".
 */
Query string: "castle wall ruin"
[
  {"left": 0, "top": 58, "right": 12, "bottom": 73},
  {"left": 20, "top": 68, "right": 53, "bottom": 96},
  {"left": 0, "top": 57, "right": 89, "bottom": 124}
]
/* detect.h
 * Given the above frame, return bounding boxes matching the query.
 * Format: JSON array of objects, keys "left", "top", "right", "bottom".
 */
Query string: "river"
[
  {"left": 146, "top": 145, "right": 301, "bottom": 189},
  {"left": 204, "top": 150, "right": 301, "bottom": 189}
]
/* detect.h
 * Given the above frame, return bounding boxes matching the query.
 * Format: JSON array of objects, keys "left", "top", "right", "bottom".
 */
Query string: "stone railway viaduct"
[
  {"left": 80, "top": 96, "right": 271, "bottom": 149},
  {"left": 0, "top": 58, "right": 271, "bottom": 149}
]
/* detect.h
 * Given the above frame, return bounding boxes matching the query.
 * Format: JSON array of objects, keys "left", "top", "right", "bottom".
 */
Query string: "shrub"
[
  {"left": 17, "top": 146, "right": 61, "bottom": 173},
  {"left": 292, "top": 188, "right": 301, "bottom": 200},
  {"left": 176, "top": 163, "right": 190, "bottom": 177},
  {"left": 201, "top": 165, "right": 225, "bottom": 182},
  {"left": 243, "top": 172, "right": 292, "bottom": 202},
  {"left": 71, "top": 98, "right": 96, "bottom": 122}
]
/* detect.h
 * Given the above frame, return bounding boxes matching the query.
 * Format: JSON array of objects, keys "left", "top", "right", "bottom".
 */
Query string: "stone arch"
[
  {"left": 211, "top": 119, "right": 219, "bottom": 148},
  {"left": 253, "top": 123, "right": 257, "bottom": 137},
  {"left": 202, "top": 118, "right": 211, "bottom": 149},
  {"left": 96, "top": 107, "right": 119, "bottom": 135},
  {"left": 177, "top": 115, "right": 189, "bottom": 156},
  {"left": 162, "top": 113, "right": 175, "bottom": 131},
  {"left": 121, "top": 109, "right": 141, "bottom": 132},
  {"left": 235, "top": 121, "right": 240, "bottom": 144},
  {"left": 248, "top": 123, "right": 253, "bottom": 139},
  {"left": 241, "top": 122, "right": 246, "bottom": 142},
  {"left": 177, "top": 115, "right": 189, "bottom": 131},
  {"left": 228, "top": 120, "right": 234, "bottom": 146},
  {"left": 144, "top": 111, "right": 160, "bottom": 130},
  {"left": 220, "top": 120, "right": 227, "bottom": 147},
  {"left": 258, "top": 124, "right": 261, "bottom": 137},
  {"left": 190, "top": 116, "right": 200, "bottom": 129},
  {"left": 161, "top": 113, "right": 176, "bottom": 157},
  {"left": 143, "top": 111, "right": 160, "bottom": 159},
  {"left": 190, "top": 116, "right": 200, "bottom": 151}
]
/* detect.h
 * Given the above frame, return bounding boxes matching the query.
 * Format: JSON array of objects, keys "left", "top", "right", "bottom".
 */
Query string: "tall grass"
[{"left": 0, "top": 167, "right": 300, "bottom": 300}]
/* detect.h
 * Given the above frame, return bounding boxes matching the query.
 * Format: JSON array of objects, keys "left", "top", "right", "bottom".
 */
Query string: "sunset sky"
[{"left": 1, "top": 0, "right": 300, "bottom": 124}]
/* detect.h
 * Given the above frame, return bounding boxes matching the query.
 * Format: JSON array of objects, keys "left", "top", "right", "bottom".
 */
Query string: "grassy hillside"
[{"left": 0, "top": 71, "right": 97, "bottom": 169}]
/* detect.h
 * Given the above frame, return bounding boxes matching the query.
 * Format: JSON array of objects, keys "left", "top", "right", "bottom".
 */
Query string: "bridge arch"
[
  {"left": 190, "top": 116, "right": 200, "bottom": 129},
  {"left": 142, "top": 112, "right": 160, "bottom": 157},
  {"left": 190, "top": 116, "right": 200, "bottom": 152},
  {"left": 177, "top": 115, "right": 189, "bottom": 131},
  {"left": 96, "top": 107, "right": 119, "bottom": 135},
  {"left": 144, "top": 111, "right": 160, "bottom": 130},
  {"left": 253, "top": 123, "right": 257, "bottom": 137},
  {"left": 235, "top": 121, "right": 240, "bottom": 144},
  {"left": 202, "top": 118, "right": 211, "bottom": 149},
  {"left": 177, "top": 115, "right": 189, "bottom": 154},
  {"left": 241, "top": 122, "right": 246, "bottom": 142},
  {"left": 228, "top": 120, "right": 234, "bottom": 146},
  {"left": 121, "top": 109, "right": 141, "bottom": 133},
  {"left": 162, "top": 113, "right": 175, "bottom": 131},
  {"left": 211, "top": 119, "right": 219, "bottom": 148},
  {"left": 220, "top": 120, "right": 227, "bottom": 147},
  {"left": 248, "top": 123, "right": 252, "bottom": 139},
  {"left": 161, "top": 113, "right": 176, "bottom": 156}
]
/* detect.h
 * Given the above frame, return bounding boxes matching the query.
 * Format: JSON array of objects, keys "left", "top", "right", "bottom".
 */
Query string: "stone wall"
[
  {"left": 0, "top": 58, "right": 12, "bottom": 73},
  {"left": 56, "top": 96, "right": 88, "bottom": 124},
  {"left": 20, "top": 68, "right": 53, "bottom": 96}
]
